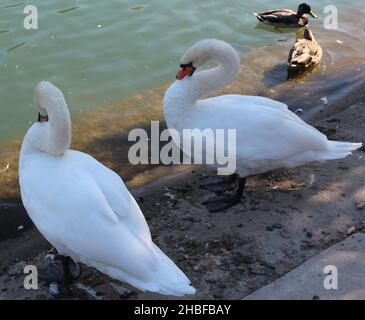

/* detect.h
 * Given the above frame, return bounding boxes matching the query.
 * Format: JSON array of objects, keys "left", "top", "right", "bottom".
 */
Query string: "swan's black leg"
[
  {"left": 203, "top": 176, "right": 247, "bottom": 212},
  {"left": 235, "top": 177, "right": 247, "bottom": 200},
  {"left": 38, "top": 253, "right": 81, "bottom": 287},
  {"left": 61, "top": 256, "right": 72, "bottom": 287},
  {"left": 59, "top": 256, "right": 78, "bottom": 295}
]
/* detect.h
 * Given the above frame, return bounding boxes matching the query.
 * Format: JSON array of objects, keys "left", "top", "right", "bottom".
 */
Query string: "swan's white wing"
[
  {"left": 20, "top": 151, "right": 160, "bottom": 284},
  {"left": 202, "top": 94, "right": 289, "bottom": 112},
  {"left": 20, "top": 150, "right": 194, "bottom": 295},
  {"left": 196, "top": 95, "right": 328, "bottom": 162},
  {"left": 78, "top": 152, "right": 153, "bottom": 240}
]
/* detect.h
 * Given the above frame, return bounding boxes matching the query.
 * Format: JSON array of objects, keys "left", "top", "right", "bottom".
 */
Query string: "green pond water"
[{"left": 0, "top": 0, "right": 361, "bottom": 145}]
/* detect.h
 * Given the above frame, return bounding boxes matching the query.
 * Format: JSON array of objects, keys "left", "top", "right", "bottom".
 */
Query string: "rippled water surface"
[
  {"left": 0, "top": 0, "right": 362, "bottom": 144},
  {"left": 1, "top": 1, "right": 365, "bottom": 240}
]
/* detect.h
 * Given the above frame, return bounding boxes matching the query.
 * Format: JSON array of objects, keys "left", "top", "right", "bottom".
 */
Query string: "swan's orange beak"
[{"left": 176, "top": 66, "right": 195, "bottom": 80}]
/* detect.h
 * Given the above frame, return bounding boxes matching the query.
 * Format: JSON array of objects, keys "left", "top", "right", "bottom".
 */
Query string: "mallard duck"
[
  {"left": 288, "top": 28, "right": 322, "bottom": 73},
  {"left": 253, "top": 3, "right": 317, "bottom": 28}
]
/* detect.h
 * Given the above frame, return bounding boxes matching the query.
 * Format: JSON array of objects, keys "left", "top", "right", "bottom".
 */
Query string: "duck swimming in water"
[
  {"left": 253, "top": 3, "right": 318, "bottom": 28},
  {"left": 288, "top": 28, "right": 323, "bottom": 75}
]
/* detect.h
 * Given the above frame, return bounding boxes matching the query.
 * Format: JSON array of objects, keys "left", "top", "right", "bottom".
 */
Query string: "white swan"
[
  {"left": 163, "top": 39, "right": 362, "bottom": 212},
  {"left": 19, "top": 81, "right": 195, "bottom": 296}
]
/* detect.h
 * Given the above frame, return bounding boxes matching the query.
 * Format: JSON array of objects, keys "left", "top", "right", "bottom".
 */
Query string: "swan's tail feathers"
[
  {"left": 93, "top": 244, "right": 196, "bottom": 297},
  {"left": 322, "top": 141, "right": 363, "bottom": 160},
  {"left": 150, "top": 244, "right": 196, "bottom": 296},
  {"left": 253, "top": 12, "right": 264, "bottom": 21}
]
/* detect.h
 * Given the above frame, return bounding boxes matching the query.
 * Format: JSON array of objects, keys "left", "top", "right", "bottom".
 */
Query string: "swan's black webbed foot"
[
  {"left": 199, "top": 174, "right": 237, "bottom": 194},
  {"left": 203, "top": 194, "right": 241, "bottom": 212},
  {"left": 202, "top": 176, "right": 246, "bottom": 212},
  {"left": 39, "top": 254, "right": 81, "bottom": 295}
]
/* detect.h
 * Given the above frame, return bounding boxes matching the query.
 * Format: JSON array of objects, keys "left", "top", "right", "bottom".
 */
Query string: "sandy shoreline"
[{"left": 1, "top": 99, "right": 365, "bottom": 299}]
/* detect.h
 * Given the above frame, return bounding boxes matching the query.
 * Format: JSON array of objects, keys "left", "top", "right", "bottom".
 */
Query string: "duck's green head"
[{"left": 297, "top": 3, "right": 318, "bottom": 18}]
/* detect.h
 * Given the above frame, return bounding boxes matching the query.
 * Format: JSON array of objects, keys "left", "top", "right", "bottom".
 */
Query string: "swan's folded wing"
[
  {"left": 92, "top": 156, "right": 152, "bottom": 236},
  {"left": 202, "top": 95, "right": 289, "bottom": 112},
  {"left": 70, "top": 151, "right": 152, "bottom": 240},
  {"left": 197, "top": 98, "right": 328, "bottom": 162},
  {"left": 43, "top": 188, "right": 161, "bottom": 283},
  {"left": 235, "top": 108, "right": 328, "bottom": 162},
  {"left": 34, "top": 153, "right": 158, "bottom": 279},
  {"left": 64, "top": 216, "right": 160, "bottom": 279}
]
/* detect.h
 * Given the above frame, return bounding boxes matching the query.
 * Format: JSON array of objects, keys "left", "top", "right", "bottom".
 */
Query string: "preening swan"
[
  {"left": 19, "top": 81, "right": 195, "bottom": 296},
  {"left": 163, "top": 39, "right": 362, "bottom": 212}
]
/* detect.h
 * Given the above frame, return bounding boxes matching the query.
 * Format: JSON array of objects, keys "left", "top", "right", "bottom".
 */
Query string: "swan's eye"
[
  {"left": 180, "top": 61, "right": 194, "bottom": 69},
  {"left": 38, "top": 113, "right": 49, "bottom": 123}
]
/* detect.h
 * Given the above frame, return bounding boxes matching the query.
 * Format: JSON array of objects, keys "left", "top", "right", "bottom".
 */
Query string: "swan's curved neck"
[
  {"left": 164, "top": 41, "right": 240, "bottom": 127},
  {"left": 45, "top": 99, "right": 72, "bottom": 155},
  {"left": 20, "top": 92, "right": 72, "bottom": 164},
  {"left": 193, "top": 45, "right": 240, "bottom": 100}
]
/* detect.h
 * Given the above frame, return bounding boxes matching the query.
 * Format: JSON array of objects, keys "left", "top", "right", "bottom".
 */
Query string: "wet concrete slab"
[{"left": 244, "top": 233, "right": 365, "bottom": 300}]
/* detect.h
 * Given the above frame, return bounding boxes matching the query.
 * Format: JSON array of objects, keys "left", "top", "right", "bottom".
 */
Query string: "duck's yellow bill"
[{"left": 309, "top": 10, "right": 318, "bottom": 18}]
